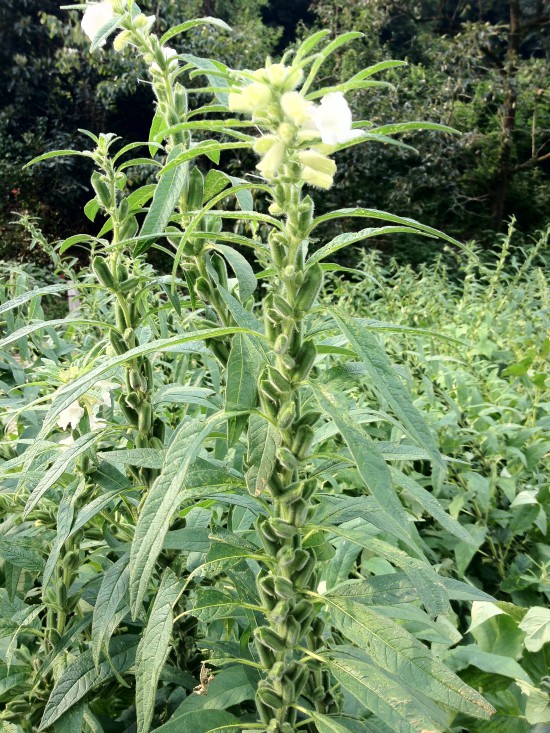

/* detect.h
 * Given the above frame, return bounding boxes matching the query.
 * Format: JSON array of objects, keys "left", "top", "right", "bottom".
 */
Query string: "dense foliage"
[{"left": 1, "top": 0, "right": 548, "bottom": 262}]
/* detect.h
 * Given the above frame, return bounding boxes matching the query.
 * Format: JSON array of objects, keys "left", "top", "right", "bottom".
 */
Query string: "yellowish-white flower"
[
  {"left": 281, "top": 91, "right": 312, "bottom": 126},
  {"left": 150, "top": 46, "right": 178, "bottom": 73},
  {"left": 305, "top": 92, "right": 364, "bottom": 146},
  {"left": 228, "top": 82, "right": 272, "bottom": 115},
  {"left": 113, "top": 29, "right": 132, "bottom": 52},
  {"left": 57, "top": 401, "right": 85, "bottom": 431},
  {"left": 256, "top": 140, "right": 286, "bottom": 179},
  {"left": 298, "top": 149, "right": 337, "bottom": 190},
  {"left": 317, "top": 580, "right": 327, "bottom": 595},
  {"left": 81, "top": 1, "right": 116, "bottom": 46},
  {"left": 253, "top": 134, "right": 279, "bottom": 155}
]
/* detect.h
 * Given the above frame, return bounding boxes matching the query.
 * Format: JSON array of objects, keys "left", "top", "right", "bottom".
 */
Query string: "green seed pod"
[
  {"left": 141, "top": 358, "right": 154, "bottom": 386},
  {"left": 129, "top": 369, "right": 143, "bottom": 391},
  {"left": 291, "top": 425, "right": 315, "bottom": 461},
  {"left": 211, "top": 252, "right": 228, "bottom": 289},
  {"left": 259, "top": 378, "right": 281, "bottom": 405},
  {"left": 115, "top": 303, "right": 126, "bottom": 331},
  {"left": 257, "top": 520, "right": 281, "bottom": 556},
  {"left": 292, "top": 599, "right": 314, "bottom": 626},
  {"left": 288, "top": 549, "right": 310, "bottom": 574},
  {"left": 293, "top": 553, "right": 316, "bottom": 588},
  {"left": 64, "top": 550, "right": 81, "bottom": 573},
  {"left": 255, "top": 698, "right": 272, "bottom": 725},
  {"left": 136, "top": 433, "right": 149, "bottom": 449},
  {"left": 195, "top": 276, "right": 212, "bottom": 301},
  {"left": 257, "top": 575, "right": 278, "bottom": 608},
  {"left": 278, "top": 446, "right": 299, "bottom": 470},
  {"left": 126, "top": 391, "right": 141, "bottom": 411},
  {"left": 273, "top": 576, "right": 295, "bottom": 600},
  {"left": 295, "top": 263, "right": 323, "bottom": 312},
  {"left": 174, "top": 83, "right": 188, "bottom": 116},
  {"left": 117, "top": 197, "right": 129, "bottom": 219},
  {"left": 110, "top": 330, "right": 128, "bottom": 355},
  {"left": 276, "top": 546, "right": 296, "bottom": 570},
  {"left": 267, "top": 473, "right": 286, "bottom": 498},
  {"left": 255, "top": 626, "right": 287, "bottom": 653},
  {"left": 187, "top": 166, "right": 204, "bottom": 211},
  {"left": 298, "top": 195, "right": 314, "bottom": 232},
  {"left": 269, "top": 240, "right": 286, "bottom": 268},
  {"left": 138, "top": 402, "right": 152, "bottom": 433},
  {"left": 269, "top": 518, "right": 296, "bottom": 541},
  {"left": 119, "top": 276, "right": 140, "bottom": 293},
  {"left": 119, "top": 216, "right": 138, "bottom": 242},
  {"left": 272, "top": 294, "right": 294, "bottom": 319},
  {"left": 293, "top": 340, "right": 317, "bottom": 382},
  {"left": 273, "top": 333, "right": 288, "bottom": 355},
  {"left": 296, "top": 410, "right": 321, "bottom": 428},
  {"left": 92, "top": 257, "right": 117, "bottom": 290},
  {"left": 119, "top": 396, "right": 139, "bottom": 427},
  {"left": 116, "top": 262, "right": 129, "bottom": 282},
  {"left": 302, "top": 478, "right": 317, "bottom": 500},
  {"left": 279, "top": 678, "right": 296, "bottom": 705},
  {"left": 284, "top": 617, "right": 301, "bottom": 646},
  {"left": 256, "top": 642, "right": 276, "bottom": 669},
  {"left": 280, "top": 354, "right": 296, "bottom": 371},
  {"left": 152, "top": 420, "right": 165, "bottom": 443},
  {"left": 209, "top": 340, "right": 230, "bottom": 364},
  {"left": 277, "top": 400, "right": 296, "bottom": 429},
  {"left": 91, "top": 171, "right": 111, "bottom": 209},
  {"left": 256, "top": 687, "right": 284, "bottom": 711},
  {"left": 270, "top": 600, "right": 290, "bottom": 624}
]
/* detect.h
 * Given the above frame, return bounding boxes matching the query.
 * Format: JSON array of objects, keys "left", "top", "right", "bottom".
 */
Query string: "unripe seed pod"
[
  {"left": 270, "top": 242, "right": 286, "bottom": 268},
  {"left": 288, "top": 548, "right": 310, "bottom": 573},
  {"left": 270, "top": 662, "right": 286, "bottom": 680},
  {"left": 256, "top": 687, "right": 284, "bottom": 711},
  {"left": 211, "top": 252, "right": 228, "bottom": 289},
  {"left": 270, "top": 600, "right": 290, "bottom": 624},
  {"left": 293, "top": 553, "right": 316, "bottom": 588},
  {"left": 272, "top": 294, "right": 294, "bottom": 319},
  {"left": 126, "top": 391, "right": 142, "bottom": 411},
  {"left": 259, "top": 378, "right": 281, "bottom": 405},
  {"left": 119, "top": 216, "right": 138, "bottom": 241},
  {"left": 92, "top": 257, "right": 117, "bottom": 290},
  {"left": 119, "top": 276, "right": 140, "bottom": 293},
  {"left": 174, "top": 84, "right": 188, "bottom": 116},
  {"left": 296, "top": 410, "right": 321, "bottom": 428},
  {"left": 129, "top": 369, "right": 143, "bottom": 391},
  {"left": 115, "top": 303, "right": 126, "bottom": 331},
  {"left": 257, "top": 520, "right": 281, "bottom": 556},
  {"left": 280, "top": 354, "right": 296, "bottom": 371},
  {"left": 273, "top": 333, "right": 289, "bottom": 355},
  {"left": 255, "top": 699, "right": 272, "bottom": 725},
  {"left": 255, "top": 626, "right": 287, "bottom": 653},
  {"left": 273, "top": 575, "right": 295, "bottom": 600},
  {"left": 152, "top": 420, "right": 165, "bottom": 442},
  {"left": 293, "top": 340, "right": 317, "bottom": 382},
  {"left": 136, "top": 433, "right": 150, "bottom": 449},
  {"left": 278, "top": 446, "right": 299, "bottom": 470},
  {"left": 267, "top": 473, "right": 286, "bottom": 498},
  {"left": 187, "top": 166, "right": 204, "bottom": 211},
  {"left": 64, "top": 550, "right": 81, "bottom": 573},
  {"left": 295, "top": 263, "right": 323, "bottom": 312},
  {"left": 269, "top": 518, "right": 296, "bottom": 540},
  {"left": 257, "top": 575, "right": 278, "bottom": 608},
  {"left": 119, "top": 396, "right": 139, "bottom": 427},
  {"left": 91, "top": 172, "right": 111, "bottom": 209},
  {"left": 277, "top": 400, "right": 296, "bottom": 429},
  {"left": 138, "top": 402, "right": 152, "bottom": 433},
  {"left": 256, "top": 642, "right": 276, "bottom": 669},
  {"left": 298, "top": 195, "right": 314, "bottom": 232},
  {"left": 283, "top": 265, "right": 296, "bottom": 279},
  {"left": 110, "top": 330, "right": 128, "bottom": 355},
  {"left": 279, "top": 678, "right": 296, "bottom": 705},
  {"left": 209, "top": 340, "right": 230, "bottom": 363},
  {"left": 116, "top": 263, "right": 129, "bottom": 282},
  {"left": 117, "top": 197, "right": 129, "bottom": 219},
  {"left": 276, "top": 546, "right": 296, "bottom": 569},
  {"left": 141, "top": 358, "right": 154, "bottom": 386},
  {"left": 302, "top": 478, "right": 317, "bottom": 500},
  {"left": 284, "top": 617, "right": 301, "bottom": 646},
  {"left": 291, "top": 425, "right": 315, "bottom": 460},
  {"left": 195, "top": 276, "right": 212, "bottom": 301},
  {"left": 292, "top": 599, "right": 314, "bottom": 626}
]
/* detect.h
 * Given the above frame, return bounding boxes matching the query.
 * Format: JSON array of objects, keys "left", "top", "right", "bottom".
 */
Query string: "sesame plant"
[{"left": 0, "top": 2, "right": 503, "bottom": 732}]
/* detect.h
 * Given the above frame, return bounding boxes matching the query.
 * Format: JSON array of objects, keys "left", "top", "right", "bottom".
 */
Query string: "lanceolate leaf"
[
  {"left": 308, "top": 226, "right": 427, "bottom": 265},
  {"left": 332, "top": 315, "right": 446, "bottom": 488},
  {"left": 153, "top": 710, "right": 238, "bottom": 733},
  {"left": 129, "top": 413, "right": 227, "bottom": 615},
  {"left": 39, "top": 635, "right": 139, "bottom": 730},
  {"left": 325, "top": 596, "right": 494, "bottom": 720},
  {"left": 92, "top": 554, "right": 130, "bottom": 669},
  {"left": 160, "top": 16, "right": 231, "bottom": 45},
  {"left": 136, "top": 569, "right": 182, "bottom": 733},
  {"left": 225, "top": 334, "right": 260, "bottom": 412},
  {"left": 246, "top": 413, "right": 281, "bottom": 496},
  {"left": 211, "top": 243, "right": 257, "bottom": 301},
  {"left": 0, "top": 284, "right": 70, "bottom": 315}
]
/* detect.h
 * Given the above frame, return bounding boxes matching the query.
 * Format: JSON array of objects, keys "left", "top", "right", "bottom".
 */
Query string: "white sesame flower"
[
  {"left": 317, "top": 581, "right": 327, "bottom": 595},
  {"left": 57, "top": 401, "right": 84, "bottom": 431},
  {"left": 305, "top": 92, "right": 364, "bottom": 146},
  {"left": 81, "top": 2, "right": 116, "bottom": 46}
]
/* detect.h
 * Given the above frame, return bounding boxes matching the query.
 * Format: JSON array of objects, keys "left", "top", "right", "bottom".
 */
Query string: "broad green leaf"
[
  {"left": 328, "top": 574, "right": 421, "bottom": 607},
  {"left": 53, "top": 702, "right": 84, "bottom": 733},
  {"left": 92, "top": 554, "right": 129, "bottom": 669},
  {"left": 89, "top": 15, "right": 121, "bottom": 51},
  {"left": 0, "top": 285, "right": 69, "bottom": 315},
  {"left": 39, "top": 635, "right": 139, "bottom": 730},
  {"left": 98, "top": 448, "right": 165, "bottom": 469},
  {"left": 519, "top": 607, "right": 550, "bottom": 652},
  {"left": 245, "top": 413, "right": 281, "bottom": 496},
  {"left": 169, "top": 665, "right": 257, "bottom": 714},
  {"left": 129, "top": 413, "right": 226, "bottom": 615},
  {"left": 325, "top": 596, "right": 494, "bottom": 719},
  {"left": 211, "top": 243, "right": 257, "bottom": 301},
  {"left": 181, "top": 53, "right": 231, "bottom": 105},
  {"left": 191, "top": 589, "right": 255, "bottom": 622},
  {"left": 136, "top": 569, "right": 182, "bottom": 733},
  {"left": 225, "top": 334, "right": 260, "bottom": 411},
  {"left": 0, "top": 536, "right": 44, "bottom": 572},
  {"left": 137, "top": 144, "right": 189, "bottom": 255},
  {"left": 164, "top": 527, "right": 211, "bottom": 553},
  {"left": 332, "top": 315, "right": 446, "bottom": 488},
  {"left": 449, "top": 645, "right": 531, "bottom": 683},
  {"left": 24, "top": 432, "right": 106, "bottom": 516},
  {"left": 153, "top": 384, "right": 218, "bottom": 409},
  {"left": 153, "top": 710, "right": 238, "bottom": 733},
  {"left": 323, "top": 648, "right": 447, "bottom": 733}
]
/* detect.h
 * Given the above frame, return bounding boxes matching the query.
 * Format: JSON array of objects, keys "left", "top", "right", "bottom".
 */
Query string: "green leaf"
[
  {"left": 519, "top": 607, "right": 550, "bottom": 652},
  {"left": 24, "top": 432, "right": 105, "bottom": 517},
  {"left": 98, "top": 448, "right": 165, "bottom": 469},
  {"left": 308, "top": 226, "right": 426, "bottom": 264},
  {"left": 89, "top": 15, "right": 121, "bottom": 51},
  {"left": 0, "top": 285, "right": 69, "bottom": 315},
  {"left": 322, "top": 648, "right": 447, "bottom": 733},
  {"left": 138, "top": 144, "right": 189, "bottom": 255},
  {"left": 245, "top": 413, "right": 281, "bottom": 496},
  {"left": 369, "top": 121, "right": 459, "bottom": 136},
  {"left": 160, "top": 16, "right": 231, "bottom": 45},
  {"left": 325, "top": 596, "right": 494, "bottom": 719},
  {"left": 211, "top": 243, "right": 257, "bottom": 301},
  {"left": 169, "top": 665, "right": 257, "bottom": 714},
  {"left": 43, "top": 479, "right": 87, "bottom": 589},
  {"left": 53, "top": 703, "right": 85, "bottom": 733},
  {"left": 0, "top": 536, "right": 44, "bottom": 572},
  {"left": 23, "top": 149, "right": 92, "bottom": 170},
  {"left": 302, "top": 32, "right": 364, "bottom": 95},
  {"left": 39, "top": 635, "right": 139, "bottom": 730},
  {"left": 136, "top": 569, "right": 182, "bottom": 733},
  {"left": 332, "top": 315, "right": 446, "bottom": 488},
  {"left": 449, "top": 645, "right": 531, "bottom": 683},
  {"left": 129, "top": 413, "right": 227, "bottom": 615},
  {"left": 153, "top": 710, "right": 238, "bottom": 733},
  {"left": 225, "top": 334, "right": 260, "bottom": 411},
  {"left": 92, "top": 554, "right": 130, "bottom": 669}
]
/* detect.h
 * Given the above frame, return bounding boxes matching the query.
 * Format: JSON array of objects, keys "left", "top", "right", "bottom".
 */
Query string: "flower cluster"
[{"left": 228, "top": 61, "right": 363, "bottom": 190}]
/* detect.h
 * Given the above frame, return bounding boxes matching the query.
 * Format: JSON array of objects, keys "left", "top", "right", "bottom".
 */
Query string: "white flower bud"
[
  {"left": 228, "top": 82, "right": 272, "bottom": 114},
  {"left": 280, "top": 91, "right": 312, "bottom": 125},
  {"left": 300, "top": 166, "right": 334, "bottom": 190},
  {"left": 256, "top": 141, "right": 286, "bottom": 179},
  {"left": 150, "top": 46, "right": 178, "bottom": 73},
  {"left": 298, "top": 149, "right": 337, "bottom": 176},
  {"left": 81, "top": 1, "right": 116, "bottom": 46}
]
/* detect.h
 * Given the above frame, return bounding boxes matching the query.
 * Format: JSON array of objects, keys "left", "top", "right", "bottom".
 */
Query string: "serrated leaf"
[
  {"left": 325, "top": 596, "right": 494, "bottom": 720},
  {"left": 136, "top": 569, "right": 181, "bottom": 733},
  {"left": 92, "top": 554, "right": 130, "bottom": 669},
  {"left": 39, "top": 635, "right": 138, "bottom": 730},
  {"left": 245, "top": 413, "right": 281, "bottom": 496},
  {"left": 129, "top": 413, "right": 226, "bottom": 615}
]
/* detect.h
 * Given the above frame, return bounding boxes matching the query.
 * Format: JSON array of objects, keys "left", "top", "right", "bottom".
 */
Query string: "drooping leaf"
[
  {"left": 245, "top": 413, "right": 281, "bottom": 496},
  {"left": 92, "top": 554, "right": 130, "bottom": 669}
]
